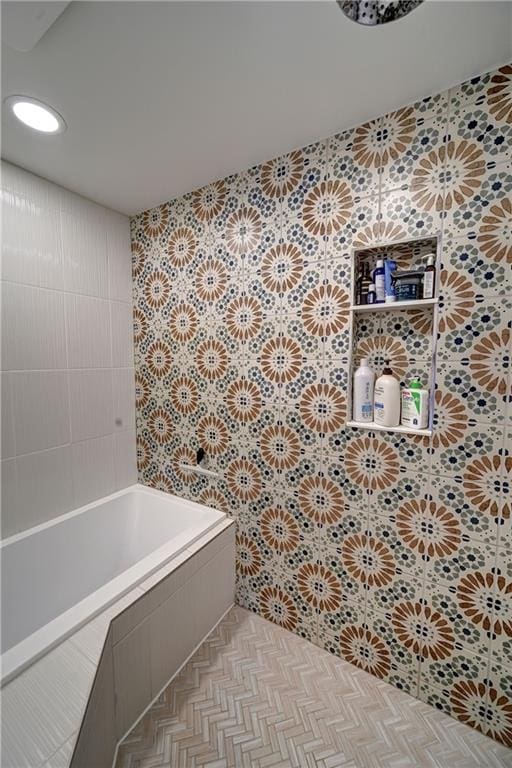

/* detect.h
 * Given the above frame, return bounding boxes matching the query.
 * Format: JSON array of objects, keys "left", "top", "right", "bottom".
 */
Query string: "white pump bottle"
[{"left": 353, "top": 358, "right": 375, "bottom": 422}]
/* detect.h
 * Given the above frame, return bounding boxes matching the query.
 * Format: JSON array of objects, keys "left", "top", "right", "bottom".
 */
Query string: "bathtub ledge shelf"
[
  {"left": 346, "top": 420, "right": 432, "bottom": 437},
  {"left": 178, "top": 463, "right": 220, "bottom": 478}
]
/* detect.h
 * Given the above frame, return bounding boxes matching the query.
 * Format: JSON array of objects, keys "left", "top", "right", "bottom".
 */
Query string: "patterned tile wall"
[{"left": 131, "top": 64, "right": 511, "bottom": 746}]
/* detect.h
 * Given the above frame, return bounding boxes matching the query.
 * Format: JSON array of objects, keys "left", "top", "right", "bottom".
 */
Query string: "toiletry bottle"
[
  {"left": 353, "top": 358, "right": 375, "bottom": 422},
  {"left": 401, "top": 379, "right": 429, "bottom": 429},
  {"left": 373, "top": 259, "right": 385, "bottom": 303},
  {"left": 374, "top": 360, "right": 400, "bottom": 427},
  {"left": 423, "top": 255, "right": 436, "bottom": 299},
  {"left": 355, "top": 264, "right": 363, "bottom": 305},
  {"left": 367, "top": 282, "right": 376, "bottom": 304},
  {"left": 384, "top": 259, "right": 397, "bottom": 303},
  {"left": 359, "top": 262, "right": 371, "bottom": 305}
]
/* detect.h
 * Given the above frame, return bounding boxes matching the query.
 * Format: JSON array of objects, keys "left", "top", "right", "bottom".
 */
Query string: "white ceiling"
[{"left": 2, "top": 1, "right": 511, "bottom": 215}]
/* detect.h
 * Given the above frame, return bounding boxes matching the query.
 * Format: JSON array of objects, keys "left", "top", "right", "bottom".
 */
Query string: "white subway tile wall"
[{"left": 0, "top": 161, "right": 137, "bottom": 537}]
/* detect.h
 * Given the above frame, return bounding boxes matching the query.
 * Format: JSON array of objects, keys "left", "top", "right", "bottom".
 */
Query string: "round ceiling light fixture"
[
  {"left": 4, "top": 95, "right": 66, "bottom": 134},
  {"left": 337, "top": 0, "right": 424, "bottom": 25}
]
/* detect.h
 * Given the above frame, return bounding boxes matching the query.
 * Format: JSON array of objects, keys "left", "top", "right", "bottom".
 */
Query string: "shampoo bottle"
[
  {"left": 353, "top": 358, "right": 375, "bottom": 422},
  {"left": 374, "top": 360, "right": 400, "bottom": 427}
]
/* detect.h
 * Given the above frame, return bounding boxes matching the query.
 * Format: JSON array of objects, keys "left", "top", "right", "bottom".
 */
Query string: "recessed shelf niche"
[{"left": 347, "top": 234, "right": 441, "bottom": 437}]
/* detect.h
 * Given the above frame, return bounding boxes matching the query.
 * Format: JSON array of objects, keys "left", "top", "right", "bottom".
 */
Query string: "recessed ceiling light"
[{"left": 4, "top": 95, "right": 66, "bottom": 134}]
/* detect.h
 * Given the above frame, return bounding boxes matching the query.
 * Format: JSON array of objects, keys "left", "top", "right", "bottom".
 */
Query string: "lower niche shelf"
[{"left": 346, "top": 420, "right": 433, "bottom": 437}]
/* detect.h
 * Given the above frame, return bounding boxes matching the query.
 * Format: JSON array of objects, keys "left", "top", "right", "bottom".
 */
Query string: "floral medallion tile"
[
  {"left": 218, "top": 368, "right": 265, "bottom": 439},
  {"left": 437, "top": 296, "right": 510, "bottom": 362},
  {"left": 489, "top": 548, "right": 512, "bottom": 671},
  {"left": 279, "top": 315, "right": 325, "bottom": 363},
  {"left": 351, "top": 310, "right": 381, "bottom": 355},
  {"left": 261, "top": 486, "right": 317, "bottom": 544},
  {"left": 293, "top": 461, "right": 366, "bottom": 548},
  {"left": 243, "top": 219, "right": 280, "bottom": 273},
  {"left": 243, "top": 400, "right": 281, "bottom": 446},
  {"left": 435, "top": 359, "right": 508, "bottom": 426},
  {"left": 240, "top": 579, "right": 315, "bottom": 640},
  {"left": 260, "top": 140, "right": 327, "bottom": 214},
  {"left": 280, "top": 210, "right": 326, "bottom": 264},
  {"left": 324, "top": 449, "right": 371, "bottom": 510},
  {"left": 423, "top": 567, "right": 496, "bottom": 658},
  {"left": 485, "top": 662, "right": 512, "bottom": 748},
  {"left": 235, "top": 559, "right": 283, "bottom": 614},
  {"left": 325, "top": 358, "right": 349, "bottom": 400},
  {"left": 366, "top": 609, "right": 421, "bottom": 691},
  {"left": 278, "top": 542, "right": 330, "bottom": 642},
  {"left": 429, "top": 469, "right": 504, "bottom": 548},
  {"left": 246, "top": 425, "right": 305, "bottom": 488},
  {"left": 246, "top": 346, "right": 293, "bottom": 407},
  {"left": 220, "top": 452, "right": 265, "bottom": 511},
  {"left": 323, "top": 253, "right": 351, "bottom": 291},
  {"left": 277, "top": 403, "right": 319, "bottom": 455},
  {"left": 449, "top": 93, "right": 512, "bottom": 166},
  {"left": 366, "top": 431, "right": 431, "bottom": 505},
  {"left": 346, "top": 429, "right": 420, "bottom": 496},
  {"left": 449, "top": 64, "right": 511, "bottom": 114},
  {"left": 236, "top": 518, "right": 284, "bottom": 577},
  {"left": 379, "top": 111, "right": 448, "bottom": 194},
  {"left": 196, "top": 408, "right": 241, "bottom": 470},
  {"left": 430, "top": 416, "right": 504, "bottom": 478},
  {"left": 489, "top": 662, "right": 512, "bottom": 705},
  {"left": 248, "top": 240, "right": 313, "bottom": 311},
  {"left": 417, "top": 676, "right": 505, "bottom": 742},
  {"left": 244, "top": 269, "right": 283, "bottom": 318},
  {"left": 473, "top": 192, "right": 512, "bottom": 273},
  {"left": 327, "top": 123, "right": 381, "bottom": 197},
  {"left": 280, "top": 450, "right": 324, "bottom": 496},
  {"left": 379, "top": 310, "right": 433, "bottom": 361},
  {"left": 317, "top": 597, "right": 366, "bottom": 646},
  {"left": 293, "top": 381, "right": 346, "bottom": 450},
  {"left": 379, "top": 187, "right": 443, "bottom": 240},
  {"left": 315, "top": 537, "right": 368, "bottom": 607},
  {"left": 193, "top": 336, "right": 240, "bottom": 400},
  {"left": 366, "top": 509, "right": 427, "bottom": 581},
  {"left": 364, "top": 555, "right": 424, "bottom": 616},
  {"left": 280, "top": 359, "right": 324, "bottom": 410},
  {"left": 212, "top": 290, "right": 258, "bottom": 348},
  {"left": 279, "top": 260, "right": 325, "bottom": 315},
  {"left": 322, "top": 613, "right": 422, "bottom": 696},
  {"left": 280, "top": 547, "right": 354, "bottom": 640},
  {"left": 442, "top": 158, "right": 512, "bottom": 239},
  {"left": 238, "top": 165, "right": 283, "bottom": 224},
  {"left": 420, "top": 647, "right": 489, "bottom": 694},
  {"left": 328, "top": 194, "right": 380, "bottom": 257},
  {"left": 440, "top": 234, "right": 511, "bottom": 304}
]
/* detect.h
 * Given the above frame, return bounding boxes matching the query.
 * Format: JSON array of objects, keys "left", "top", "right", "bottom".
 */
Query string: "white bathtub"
[{"left": 0, "top": 484, "right": 226, "bottom": 685}]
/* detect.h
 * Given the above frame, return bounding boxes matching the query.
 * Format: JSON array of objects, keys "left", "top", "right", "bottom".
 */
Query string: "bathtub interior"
[{"left": 1, "top": 485, "right": 225, "bottom": 655}]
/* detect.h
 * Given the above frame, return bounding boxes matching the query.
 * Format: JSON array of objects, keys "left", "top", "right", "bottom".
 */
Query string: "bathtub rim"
[{"left": 1, "top": 483, "right": 226, "bottom": 686}]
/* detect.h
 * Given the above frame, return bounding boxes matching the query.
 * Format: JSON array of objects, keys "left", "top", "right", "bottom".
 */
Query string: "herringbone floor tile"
[{"left": 116, "top": 607, "right": 512, "bottom": 768}]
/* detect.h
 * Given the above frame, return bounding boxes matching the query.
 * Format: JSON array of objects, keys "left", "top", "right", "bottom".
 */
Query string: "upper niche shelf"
[{"left": 350, "top": 298, "right": 438, "bottom": 312}]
